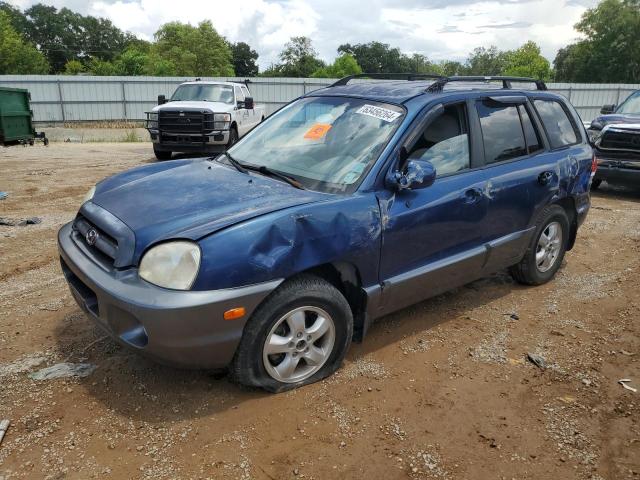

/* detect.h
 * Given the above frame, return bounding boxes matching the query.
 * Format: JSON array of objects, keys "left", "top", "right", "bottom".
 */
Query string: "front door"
[{"left": 378, "top": 101, "right": 489, "bottom": 316}]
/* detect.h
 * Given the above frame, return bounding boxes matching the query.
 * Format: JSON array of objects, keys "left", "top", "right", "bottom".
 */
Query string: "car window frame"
[
  {"left": 241, "top": 85, "right": 251, "bottom": 99},
  {"left": 234, "top": 86, "right": 245, "bottom": 105},
  {"left": 389, "top": 99, "right": 482, "bottom": 182},
  {"left": 530, "top": 97, "right": 582, "bottom": 151},
  {"left": 472, "top": 95, "right": 551, "bottom": 169}
]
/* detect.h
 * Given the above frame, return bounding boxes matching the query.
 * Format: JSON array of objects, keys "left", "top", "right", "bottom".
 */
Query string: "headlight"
[
  {"left": 148, "top": 112, "right": 158, "bottom": 129},
  {"left": 82, "top": 186, "right": 95, "bottom": 205},
  {"left": 139, "top": 241, "right": 201, "bottom": 290},
  {"left": 214, "top": 113, "right": 231, "bottom": 130}
]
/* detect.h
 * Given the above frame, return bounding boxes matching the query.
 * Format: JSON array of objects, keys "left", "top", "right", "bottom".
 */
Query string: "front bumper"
[
  {"left": 594, "top": 159, "right": 640, "bottom": 186},
  {"left": 58, "top": 222, "right": 281, "bottom": 369},
  {"left": 148, "top": 129, "right": 230, "bottom": 153}
]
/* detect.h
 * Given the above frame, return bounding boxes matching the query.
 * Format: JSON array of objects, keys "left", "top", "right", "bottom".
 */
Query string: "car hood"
[
  {"left": 91, "top": 159, "right": 327, "bottom": 257},
  {"left": 590, "top": 113, "right": 640, "bottom": 130},
  {"left": 152, "top": 101, "right": 234, "bottom": 113}
]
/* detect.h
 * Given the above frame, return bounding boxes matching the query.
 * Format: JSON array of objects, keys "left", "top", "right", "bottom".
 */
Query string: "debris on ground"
[
  {"left": 17, "top": 217, "right": 42, "bottom": 226},
  {"left": 0, "top": 192, "right": 7, "bottom": 200},
  {"left": 0, "top": 420, "right": 9, "bottom": 446},
  {"left": 527, "top": 353, "right": 547, "bottom": 369},
  {"left": 618, "top": 379, "right": 637, "bottom": 393},
  {"left": 29, "top": 362, "right": 96, "bottom": 380},
  {"left": 0, "top": 353, "right": 48, "bottom": 377},
  {"left": 0, "top": 217, "right": 15, "bottom": 226}
]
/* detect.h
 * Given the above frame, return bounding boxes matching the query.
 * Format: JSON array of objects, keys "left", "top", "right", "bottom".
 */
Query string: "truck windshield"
[
  {"left": 227, "top": 96, "right": 405, "bottom": 193},
  {"left": 617, "top": 91, "right": 640, "bottom": 114},
  {"left": 171, "top": 84, "right": 234, "bottom": 104}
]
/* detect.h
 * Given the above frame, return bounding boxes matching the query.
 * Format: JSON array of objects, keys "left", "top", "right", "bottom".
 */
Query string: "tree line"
[{"left": 1, "top": 0, "right": 638, "bottom": 82}]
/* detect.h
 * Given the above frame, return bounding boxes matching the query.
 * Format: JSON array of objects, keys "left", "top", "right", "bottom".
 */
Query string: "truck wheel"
[
  {"left": 153, "top": 146, "right": 172, "bottom": 161},
  {"left": 510, "top": 205, "right": 569, "bottom": 285},
  {"left": 230, "top": 274, "right": 353, "bottom": 393},
  {"left": 591, "top": 178, "right": 602, "bottom": 190},
  {"left": 226, "top": 127, "right": 238, "bottom": 149}
]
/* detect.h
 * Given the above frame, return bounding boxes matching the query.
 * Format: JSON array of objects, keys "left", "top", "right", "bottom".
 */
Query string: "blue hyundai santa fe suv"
[{"left": 58, "top": 74, "right": 595, "bottom": 392}]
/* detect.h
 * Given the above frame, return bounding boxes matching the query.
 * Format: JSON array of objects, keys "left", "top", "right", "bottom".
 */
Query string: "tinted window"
[
  {"left": 518, "top": 105, "right": 542, "bottom": 154},
  {"left": 408, "top": 104, "right": 470, "bottom": 176},
  {"left": 533, "top": 99, "right": 578, "bottom": 148},
  {"left": 476, "top": 101, "right": 527, "bottom": 164},
  {"left": 617, "top": 91, "right": 640, "bottom": 114}
]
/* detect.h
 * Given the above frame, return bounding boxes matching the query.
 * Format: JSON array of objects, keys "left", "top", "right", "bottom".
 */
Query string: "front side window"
[
  {"left": 227, "top": 96, "right": 405, "bottom": 193},
  {"left": 477, "top": 101, "right": 527, "bottom": 164},
  {"left": 533, "top": 99, "right": 579, "bottom": 149},
  {"left": 617, "top": 91, "right": 640, "bottom": 114},
  {"left": 407, "top": 104, "right": 470, "bottom": 176},
  {"left": 235, "top": 86, "right": 245, "bottom": 103},
  {"left": 171, "top": 84, "right": 234, "bottom": 104}
]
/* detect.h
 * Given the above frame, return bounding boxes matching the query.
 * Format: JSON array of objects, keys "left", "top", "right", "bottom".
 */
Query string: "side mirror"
[
  {"left": 158, "top": 95, "right": 167, "bottom": 105},
  {"left": 600, "top": 104, "right": 616, "bottom": 114},
  {"left": 390, "top": 159, "right": 436, "bottom": 191},
  {"left": 244, "top": 96, "right": 254, "bottom": 109}
]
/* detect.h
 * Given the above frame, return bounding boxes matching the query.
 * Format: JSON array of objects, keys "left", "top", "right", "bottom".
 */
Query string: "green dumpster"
[{"left": 0, "top": 86, "right": 47, "bottom": 146}]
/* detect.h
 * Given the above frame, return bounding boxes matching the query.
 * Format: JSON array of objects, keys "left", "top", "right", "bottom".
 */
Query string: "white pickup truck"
[{"left": 145, "top": 80, "right": 265, "bottom": 160}]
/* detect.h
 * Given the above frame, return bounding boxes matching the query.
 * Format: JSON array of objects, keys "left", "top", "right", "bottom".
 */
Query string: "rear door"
[{"left": 476, "top": 95, "right": 579, "bottom": 272}]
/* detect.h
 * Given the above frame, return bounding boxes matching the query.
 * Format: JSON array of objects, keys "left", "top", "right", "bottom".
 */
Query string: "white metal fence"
[{"left": 0, "top": 75, "right": 638, "bottom": 123}]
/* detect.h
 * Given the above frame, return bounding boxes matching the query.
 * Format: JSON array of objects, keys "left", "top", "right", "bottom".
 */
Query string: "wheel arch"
[
  {"left": 553, "top": 196, "right": 578, "bottom": 250},
  {"left": 296, "top": 262, "right": 369, "bottom": 342}
]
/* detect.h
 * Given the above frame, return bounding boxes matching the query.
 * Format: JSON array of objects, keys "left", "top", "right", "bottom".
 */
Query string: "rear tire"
[
  {"left": 230, "top": 274, "right": 353, "bottom": 393},
  {"left": 510, "top": 205, "right": 569, "bottom": 285},
  {"left": 153, "top": 146, "right": 172, "bottom": 161},
  {"left": 591, "top": 178, "right": 602, "bottom": 190}
]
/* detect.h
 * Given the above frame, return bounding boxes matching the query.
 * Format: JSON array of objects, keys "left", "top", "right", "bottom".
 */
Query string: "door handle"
[
  {"left": 538, "top": 171, "right": 554, "bottom": 186},
  {"left": 463, "top": 188, "right": 483, "bottom": 204}
]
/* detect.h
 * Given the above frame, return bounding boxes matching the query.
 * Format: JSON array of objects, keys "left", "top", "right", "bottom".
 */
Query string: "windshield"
[
  {"left": 171, "top": 84, "right": 234, "bottom": 104},
  {"left": 227, "top": 96, "right": 405, "bottom": 193},
  {"left": 617, "top": 91, "right": 640, "bottom": 114}
]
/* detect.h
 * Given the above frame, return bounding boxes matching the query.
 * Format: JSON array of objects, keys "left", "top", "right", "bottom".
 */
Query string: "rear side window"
[
  {"left": 518, "top": 105, "right": 542, "bottom": 154},
  {"left": 533, "top": 99, "right": 579, "bottom": 149},
  {"left": 476, "top": 101, "right": 527, "bottom": 164}
]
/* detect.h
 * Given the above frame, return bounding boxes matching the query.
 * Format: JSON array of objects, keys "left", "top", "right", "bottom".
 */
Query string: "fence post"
[
  {"left": 121, "top": 81, "right": 128, "bottom": 120},
  {"left": 302, "top": 80, "right": 307, "bottom": 95},
  {"left": 57, "top": 80, "right": 66, "bottom": 123},
  {"left": 616, "top": 86, "right": 621, "bottom": 105},
  {"left": 567, "top": 87, "right": 572, "bottom": 101}
]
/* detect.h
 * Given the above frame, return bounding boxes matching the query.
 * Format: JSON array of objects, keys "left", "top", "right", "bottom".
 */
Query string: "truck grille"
[
  {"left": 600, "top": 128, "right": 640, "bottom": 152},
  {"left": 158, "top": 111, "right": 214, "bottom": 134}
]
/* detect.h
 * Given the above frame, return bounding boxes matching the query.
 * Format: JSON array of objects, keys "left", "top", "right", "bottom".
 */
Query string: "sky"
[{"left": 8, "top": 0, "right": 600, "bottom": 69}]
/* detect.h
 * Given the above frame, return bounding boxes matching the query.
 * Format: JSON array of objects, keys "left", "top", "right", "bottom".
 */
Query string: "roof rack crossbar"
[
  {"left": 426, "top": 76, "right": 547, "bottom": 92},
  {"left": 330, "top": 72, "right": 444, "bottom": 87}
]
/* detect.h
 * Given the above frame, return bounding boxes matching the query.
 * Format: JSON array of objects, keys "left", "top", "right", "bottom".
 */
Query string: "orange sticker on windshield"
[{"left": 304, "top": 123, "right": 332, "bottom": 140}]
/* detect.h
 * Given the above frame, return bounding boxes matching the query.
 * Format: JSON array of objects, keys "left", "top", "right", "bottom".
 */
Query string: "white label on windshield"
[{"left": 356, "top": 104, "right": 401, "bottom": 122}]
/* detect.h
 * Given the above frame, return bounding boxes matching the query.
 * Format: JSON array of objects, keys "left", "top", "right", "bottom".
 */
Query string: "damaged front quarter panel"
[{"left": 193, "top": 193, "right": 382, "bottom": 291}]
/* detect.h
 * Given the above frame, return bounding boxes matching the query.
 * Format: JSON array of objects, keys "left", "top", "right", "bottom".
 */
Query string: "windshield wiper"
[
  {"left": 218, "top": 153, "right": 304, "bottom": 189},
  {"left": 250, "top": 165, "right": 306, "bottom": 190},
  {"left": 223, "top": 152, "right": 248, "bottom": 173}
]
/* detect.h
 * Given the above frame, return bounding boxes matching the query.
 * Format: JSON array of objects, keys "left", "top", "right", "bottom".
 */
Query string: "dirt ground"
[{"left": 1, "top": 143, "right": 639, "bottom": 480}]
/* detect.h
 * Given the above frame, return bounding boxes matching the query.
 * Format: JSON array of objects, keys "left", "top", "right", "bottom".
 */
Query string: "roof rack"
[
  {"left": 427, "top": 76, "right": 547, "bottom": 92},
  {"left": 330, "top": 73, "right": 444, "bottom": 87}
]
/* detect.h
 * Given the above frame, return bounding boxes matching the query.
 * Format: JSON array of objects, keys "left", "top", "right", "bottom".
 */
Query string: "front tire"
[
  {"left": 510, "top": 205, "right": 569, "bottom": 285},
  {"left": 153, "top": 146, "right": 172, "bottom": 161},
  {"left": 226, "top": 127, "right": 238, "bottom": 149},
  {"left": 230, "top": 274, "right": 353, "bottom": 392}
]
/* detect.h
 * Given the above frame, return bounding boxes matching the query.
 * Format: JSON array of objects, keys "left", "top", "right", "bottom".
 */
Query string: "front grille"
[
  {"left": 600, "top": 129, "right": 640, "bottom": 152},
  {"left": 60, "top": 258, "right": 99, "bottom": 317},
  {"left": 73, "top": 215, "right": 118, "bottom": 264},
  {"left": 159, "top": 110, "right": 213, "bottom": 134}
]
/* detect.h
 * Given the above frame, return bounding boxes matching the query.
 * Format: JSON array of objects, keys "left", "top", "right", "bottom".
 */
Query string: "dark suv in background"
[
  {"left": 587, "top": 89, "right": 640, "bottom": 189},
  {"left": 59, "top": 74, "right": 595, "bottom": 392}
]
